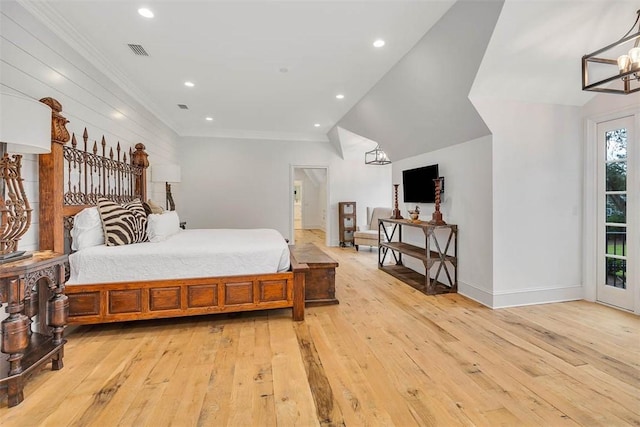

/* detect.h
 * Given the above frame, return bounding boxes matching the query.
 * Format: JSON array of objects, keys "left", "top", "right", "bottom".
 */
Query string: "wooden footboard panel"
[{"left": 65, "top": 269, "right": 306, "bottom": 324}]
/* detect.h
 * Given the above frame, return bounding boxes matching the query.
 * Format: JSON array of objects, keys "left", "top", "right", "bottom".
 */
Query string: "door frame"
[
  {"left": 585, "top": 107, "right": 640, "bottom": 314},
  {"left": 289, "top": 165, "right": 330, "bottom": 246}
]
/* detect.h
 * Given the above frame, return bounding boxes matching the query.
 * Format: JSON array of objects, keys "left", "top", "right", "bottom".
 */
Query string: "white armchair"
[{"left": 354, "top": 207, "right": 393, "bottom": 251}]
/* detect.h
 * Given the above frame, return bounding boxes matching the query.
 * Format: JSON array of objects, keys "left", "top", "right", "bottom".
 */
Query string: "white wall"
[
  {"left": 179, "top": 136, "right": 391, "bottom": 245},
  {"left": 0, "top": 2, "right": 181, "bottom": 252},
  {"left": 392, "top": 136, "right": 493, "bottom": 303},
  {"left": 473, "top": 98, "right": 584, "bottom": 308}
]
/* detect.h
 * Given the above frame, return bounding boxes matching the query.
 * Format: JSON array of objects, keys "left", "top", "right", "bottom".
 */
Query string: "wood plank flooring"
[{"left": 1, "top": 229, "right": 638, "bottom": 426}]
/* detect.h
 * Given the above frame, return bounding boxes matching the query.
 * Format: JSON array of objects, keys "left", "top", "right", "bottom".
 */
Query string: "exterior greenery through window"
[{"left": 605, "top": 128, "right": 627, "bottom": 289}]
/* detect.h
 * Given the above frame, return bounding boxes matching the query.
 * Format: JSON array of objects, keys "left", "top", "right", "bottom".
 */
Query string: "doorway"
[
  {"left": 595, "top": 115, "right": 637, "bottom": 311},
  {"left": 290, "top": 166, "right": 329, "bottom": 246}
]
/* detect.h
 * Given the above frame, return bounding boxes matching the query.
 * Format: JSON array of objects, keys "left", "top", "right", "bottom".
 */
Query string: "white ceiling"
[
  {"left": 470, "top": 0, "right": 640, "bottom": 105},
  {"left": 21, "top": 0, "right": 640, "bottom": 153},
  {"left": 23, "top": 0, "right": 456, "bottom": 141}
]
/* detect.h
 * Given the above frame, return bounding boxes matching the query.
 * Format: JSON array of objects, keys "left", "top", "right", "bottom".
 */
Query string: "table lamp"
[
  {"left": 0, "top": 93, "right": 52, "bottom": 262},
  {"left": 151, "top": 164, "right": 181, "bottom": 211}
]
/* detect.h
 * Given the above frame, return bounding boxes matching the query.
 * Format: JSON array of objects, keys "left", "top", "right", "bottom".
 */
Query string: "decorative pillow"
[
  {"left": 97, "top": 198, "right": 148, "bottom": 246},
  {"left": 146, "top": 210, "right": 180, "bottom": 242},
  {"left": 146, "top": 199, "right": 164, "bottom": 214},
  {"left": 70, "top": 207, "right": 104, "bottom": 250}
]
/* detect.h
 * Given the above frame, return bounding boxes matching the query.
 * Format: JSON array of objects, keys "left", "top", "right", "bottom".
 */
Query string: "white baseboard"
[
  {"left": 492, "top": 285, "right": 583, "bottom": 309},
  {"left": 458, "top": 280, "right": 493, "bottom": 307},
  {"left": 458, "top": 281, "right": 583, "bottom": 309}
]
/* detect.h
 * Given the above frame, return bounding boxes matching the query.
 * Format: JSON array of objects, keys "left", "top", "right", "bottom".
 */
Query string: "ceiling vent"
[
  {"left": 177, "top": 104, "right": 189, "bottom": 110},
  {"left": 127, "top": 44, "right": 149, "bottom": 56}
]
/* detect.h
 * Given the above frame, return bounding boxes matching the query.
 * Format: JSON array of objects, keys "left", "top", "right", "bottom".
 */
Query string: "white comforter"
[{"left": 67, "top": 229, "right": 291, "bottom": 285}]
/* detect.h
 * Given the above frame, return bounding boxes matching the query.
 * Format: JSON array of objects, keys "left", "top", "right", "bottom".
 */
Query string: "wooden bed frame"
[{"left": 37, "top": 98, "right": 306, "bottom": 324}]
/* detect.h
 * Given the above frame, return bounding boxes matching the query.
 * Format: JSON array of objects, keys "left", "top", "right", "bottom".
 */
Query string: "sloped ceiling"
[
  {"left": 470, "top": 1, "right": 640, "bottom": 106},
  {"left": 19, "top": 0, "right": 455, "bottom": 141},
  {"left": 336, "top": 1, "right": 504, "bottom": 162}
]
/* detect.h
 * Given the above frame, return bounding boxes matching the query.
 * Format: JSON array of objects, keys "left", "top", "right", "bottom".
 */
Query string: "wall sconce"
[
  {"left": 151, "top": 164, "right": 181, "bottom": 211},
  {"left": 0, "top": 93, "right": 52, "bottom": 262}
]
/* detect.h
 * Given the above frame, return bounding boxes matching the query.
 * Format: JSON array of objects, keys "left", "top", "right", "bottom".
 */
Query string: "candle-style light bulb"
[{"left": 618, "top": 54, "right": 631, "bottom": 73}]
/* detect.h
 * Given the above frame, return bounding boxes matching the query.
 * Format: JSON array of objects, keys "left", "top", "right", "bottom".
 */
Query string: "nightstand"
[{"left": 0, "top": 251, "right": 68, "bottom": 407}]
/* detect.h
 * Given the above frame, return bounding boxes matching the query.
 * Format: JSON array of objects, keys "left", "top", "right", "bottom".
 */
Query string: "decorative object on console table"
[
  {"left": 151, "top": 164, "right": 181, "bottom": 211},
  {"left": 338, "top": 201, "right": 356, "bottom": 247},
  {"left": 392, "top": 184, "right": 403, "bottom": 219},
  {"left": 378, "top": 218, "right": 457, "bottom": 295},
  {"left": 428, "top": 177, "right": 446, "bottom": 226},
  {"left": 408, "top": 205, "right": 420, "bottom": 222},
  {"left": 0, "top": 251, "right": 68, "bottom": 407},
  {"left": 0, "top": 93, "right": 52, "bottom": 263},
  {"left": 289, "top": 243, "right": 339, "bottom": 306}
]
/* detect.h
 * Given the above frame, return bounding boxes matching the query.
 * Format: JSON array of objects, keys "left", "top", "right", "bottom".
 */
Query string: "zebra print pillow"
[{"left": 97, "top": 198, "right": 148, "bottom": 246}]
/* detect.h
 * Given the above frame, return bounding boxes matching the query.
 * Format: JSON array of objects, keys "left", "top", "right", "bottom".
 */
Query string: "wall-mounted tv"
[{"left": 402, "top": 164, "right": 439, "bottom": 203}]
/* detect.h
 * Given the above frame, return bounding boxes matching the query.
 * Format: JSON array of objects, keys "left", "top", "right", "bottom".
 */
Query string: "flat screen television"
[{"left": 402, "top": 164, "right": 439, "bottom": 203}]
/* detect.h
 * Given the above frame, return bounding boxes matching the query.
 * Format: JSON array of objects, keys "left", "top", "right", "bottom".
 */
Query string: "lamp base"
[{"left": 0, "top": 251, "right": 32, "bottom": 265}]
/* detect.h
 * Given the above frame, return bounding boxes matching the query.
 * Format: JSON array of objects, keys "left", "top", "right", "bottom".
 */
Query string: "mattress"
[{"left": 67, "top": 229, "right": 291, "bottom": 285}]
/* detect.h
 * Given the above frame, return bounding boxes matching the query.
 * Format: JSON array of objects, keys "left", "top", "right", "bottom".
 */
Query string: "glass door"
[{"left": 596, "top": 116, "right": 636, "bottom": 310}]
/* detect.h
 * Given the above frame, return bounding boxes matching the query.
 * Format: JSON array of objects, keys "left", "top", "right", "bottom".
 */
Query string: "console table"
[
  {"left": 0, "top": 251, "right": 68, "bottom": 407},
  {"left": 378, "top": 218, "right": 457, "bottom": 295}
]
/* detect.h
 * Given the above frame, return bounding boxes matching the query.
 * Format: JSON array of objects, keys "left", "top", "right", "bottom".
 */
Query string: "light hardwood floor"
[{"left": 1, "top": 229, "right": 638, "bottom": 426}]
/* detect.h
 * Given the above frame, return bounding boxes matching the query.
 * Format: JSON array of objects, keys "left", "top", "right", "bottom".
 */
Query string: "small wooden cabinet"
[
  {"left": 378, "top": 218, "right": 457, "bottom": 295},
  {"left": 338, "top": 202, "right": 356, "bottom": 247}
]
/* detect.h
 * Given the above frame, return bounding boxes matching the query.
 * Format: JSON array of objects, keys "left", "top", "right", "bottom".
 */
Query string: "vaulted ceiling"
[
  {"left": 21, "top": 0, "right": 639, "bottom": 161},
  {"left": 22, "top": 0, "right": 454, "bottom": 141}
]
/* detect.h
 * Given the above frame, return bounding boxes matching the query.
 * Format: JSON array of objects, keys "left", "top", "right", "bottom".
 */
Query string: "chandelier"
[
  {"left": 365, "top": 144, "right": 391, "bottom": 165},
  {"left": 582, "top": 9, "right": 640, "bottom": 94}
]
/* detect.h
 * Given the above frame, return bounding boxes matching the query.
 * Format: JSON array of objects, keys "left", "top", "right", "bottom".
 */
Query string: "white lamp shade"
[
  {"left": 152, "top": 164, "right": 181, "bottom": 183},
  {"left": 0, "top": 93, "right": 51, "bottom": 154}
]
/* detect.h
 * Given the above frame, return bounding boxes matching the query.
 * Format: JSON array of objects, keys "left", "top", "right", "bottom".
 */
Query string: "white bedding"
[{"left": 67, "top": 229, "right": 291, "bottom": 285}]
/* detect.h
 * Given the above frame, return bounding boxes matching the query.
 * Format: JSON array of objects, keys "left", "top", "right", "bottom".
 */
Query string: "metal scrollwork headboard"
[{"left": 38, "top": 98, "right": 149, "bottom": 254}]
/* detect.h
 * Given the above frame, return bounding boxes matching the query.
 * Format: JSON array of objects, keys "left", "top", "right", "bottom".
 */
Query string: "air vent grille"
[
  {"left": 127, "top": 44, "right": 149, "bottom": 56},
  {"left": 177, "top": 104, "right": 189, "bottom": 110}
]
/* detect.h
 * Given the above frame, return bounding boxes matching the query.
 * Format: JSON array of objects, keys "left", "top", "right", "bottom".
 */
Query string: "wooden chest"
[{"left": 289, "top": 243, "right": 339, "bottom": 306}]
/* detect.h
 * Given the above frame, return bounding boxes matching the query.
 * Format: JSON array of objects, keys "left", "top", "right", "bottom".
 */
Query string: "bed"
[{"left": 37, "top": 97, "right": 306, "bottom": 324}]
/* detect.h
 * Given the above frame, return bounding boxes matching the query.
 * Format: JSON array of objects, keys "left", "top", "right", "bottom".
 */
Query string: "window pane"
[
  {"left": 605, "top": 257, "right": 626, "bottom": 289},
  {"left": 606, "top": 226, "right": 626, "bottom": 256},
  {"left": 606, "top": 128, "right": 627, "bottom": 161},
  {"left": 606, "top": 162, "right": 627, "bottom": 191},
  {"left": 606, "top": 194, "right": 626, "bottom": 223}
]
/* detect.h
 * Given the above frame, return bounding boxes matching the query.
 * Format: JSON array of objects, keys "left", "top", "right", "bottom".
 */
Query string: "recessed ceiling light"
[
  {"left": 336, "top": 94, "right": 344, "bottom": 99},
  {"left": 206, "top": 117, "right": 213, "bottom": 121},
  {"left": 138, "top": 8, "right": 154, "bottom": 18},
  {"left": 314, "top": 123, "right": 321, "bottom": 127},
  {"left": 184, "top": 81, "right": 195, "bottom": 87},
  {"left": 279, "top": 67, "right": 289, "bottom": 73},
  {"left": 373, "top": 39, "right": 385, "bottom": 48}
]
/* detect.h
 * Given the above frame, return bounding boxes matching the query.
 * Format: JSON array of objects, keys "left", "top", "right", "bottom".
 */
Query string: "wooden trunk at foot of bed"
[{"left": 66, "top": 269, "right": 306, "bottom": 324}]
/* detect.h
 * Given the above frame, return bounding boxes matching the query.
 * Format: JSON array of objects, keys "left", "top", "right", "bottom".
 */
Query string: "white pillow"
[
  {"left": 146, "top": 211, "right": 180, "bottom": 242},
  {"left": 70, "top": 207, "right": 105, "bottom": 250}
]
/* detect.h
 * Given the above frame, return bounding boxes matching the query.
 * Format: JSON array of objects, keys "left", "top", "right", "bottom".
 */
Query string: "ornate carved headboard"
[{"left": 38, "top": 98, "right": 149, "bottom": 254}]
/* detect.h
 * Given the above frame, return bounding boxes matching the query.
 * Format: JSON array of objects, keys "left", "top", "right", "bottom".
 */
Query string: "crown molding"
[
  {"left": 17, "top": 0, "right": 180, "bottom": 134},
  {"left": 184, "top": 127, "right": 330, "bottom": 143}
]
